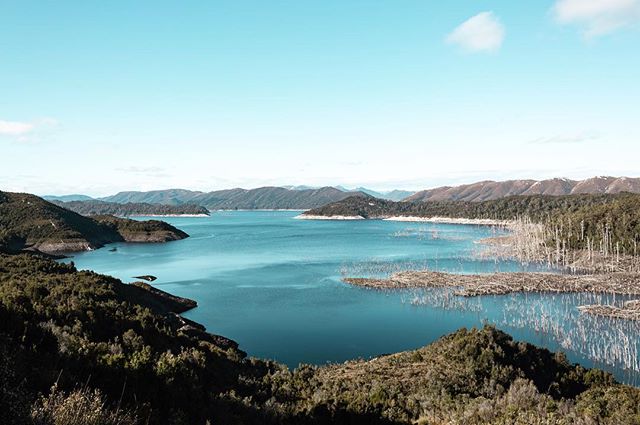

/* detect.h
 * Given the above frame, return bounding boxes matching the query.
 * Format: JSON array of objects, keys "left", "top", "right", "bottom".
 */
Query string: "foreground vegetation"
[
  {"left": 0, "top": 191, "right": 188, "bottom": 254},
  {"left": 2, "top": 253, "right": 640, "bottom": 424}
]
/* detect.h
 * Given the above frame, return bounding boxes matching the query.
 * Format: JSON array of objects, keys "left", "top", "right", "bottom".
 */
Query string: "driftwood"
[
  {"left": 344, "top": 271, "right": 640, "bottom": 321},
  {"left": 579, "top": 300, "right": 640, "bottom": 321},
  {"left": 344, "top": 270, "right": 640, "bottom": 296}
]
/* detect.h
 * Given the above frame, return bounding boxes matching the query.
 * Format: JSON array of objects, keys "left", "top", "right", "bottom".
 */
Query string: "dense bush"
[
  {"left": 52, "top": 200, "right": 209, "bottom": 217},
  {"left": 0, "top": 191, "right": 187, "bottom": 253},
  {"left": 2, "top": 253, "right": 640, "bottom": 424},
  {"left": 307, "top": 193, "right": 640, "bottom": 259}
]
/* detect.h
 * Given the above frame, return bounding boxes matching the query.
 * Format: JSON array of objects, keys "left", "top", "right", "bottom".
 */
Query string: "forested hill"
[
  {"left": 303, "top": 193, "right": 632, "bottom": 221},
  {"left": 0, "top": 191, "right": 188, "bottom": 254},
  {"left": 304, "top": 193, "right": 640, "bottom": 258},
  {"left": 102, "top": 186, "right": 370, "bottom": 209},
  {"left": 2, "top": 252, "right": 639, "bottom": 424},
  {"left": 52, "top": 200, "right": 209, "bottom": 216}
]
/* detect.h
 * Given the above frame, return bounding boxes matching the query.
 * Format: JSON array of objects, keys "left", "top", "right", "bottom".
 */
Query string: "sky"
[{"left": 1, "top": 0, "right": 639, "bottom": 196}]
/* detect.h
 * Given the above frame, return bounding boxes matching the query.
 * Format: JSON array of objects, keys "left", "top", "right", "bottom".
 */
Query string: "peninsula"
[{"left": 0, "top": 191, "right": 189, "bottom": 254}]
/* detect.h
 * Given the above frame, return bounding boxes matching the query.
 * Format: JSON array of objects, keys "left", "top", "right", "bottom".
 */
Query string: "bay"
[{"left": 64, "top": 211, "right": 640, "bottom": 384}]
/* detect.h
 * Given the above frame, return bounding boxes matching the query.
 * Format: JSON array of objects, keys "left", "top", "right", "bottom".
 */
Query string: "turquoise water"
[{"left": 64, "top": 211, "right": 640, "bottom": 384}]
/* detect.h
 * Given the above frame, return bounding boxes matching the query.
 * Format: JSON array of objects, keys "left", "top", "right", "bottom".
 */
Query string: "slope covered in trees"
[
  {"left": 305, "top": 193, "right": 640, "bottom": 269},
  {"left": 52, "top": 200, "right": 209, "bottom": 216},
  {"left": 102, "top": 186, "right": 370, "bottom": 209},
  {"left": 1, "top": 253, "right": 639, "bottom": 424},
  {"left": 0, "top": 191, "right": 188, "bottom": 254},
  {"left": 303, "top": 193, "right": 632, "bottom": 221}
]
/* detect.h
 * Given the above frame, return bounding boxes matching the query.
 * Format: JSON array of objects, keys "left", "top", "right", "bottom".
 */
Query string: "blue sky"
[{"left": 1, "top": 0, "right": 639, "bottom": 196}]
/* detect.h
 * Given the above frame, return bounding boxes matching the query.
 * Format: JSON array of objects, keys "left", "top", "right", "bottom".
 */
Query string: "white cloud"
[
  {"left": 446, "top": 12, "right": 505, "bottom": 53},
  {"left": 528, "top": 131, "right": 601, "bottom": 145},
  {"left": 0, "top": 118, "right": 59, "bottom": 141},
  {"left": 117, "top": 166, "right": 170, "bottom": 178},
  {"left": 553, "top": 0, "right": 640, "bottom": 36},
  {"left": 0, "top": 120, "right": 34, "bottom": 136}
]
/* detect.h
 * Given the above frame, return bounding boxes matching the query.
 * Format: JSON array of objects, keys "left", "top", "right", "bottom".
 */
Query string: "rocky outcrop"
[{"left": 125, "top": 281, "right": 197, "bottom": 314}]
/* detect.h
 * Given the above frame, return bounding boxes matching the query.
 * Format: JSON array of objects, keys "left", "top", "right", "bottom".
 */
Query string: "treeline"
[
  {"left": 306, "top": 193, "right": 640, "bottom": 268},
  {"left": 549, "top": 195, "right": 640, "bottom": 255},
  {"left": 52, "top": 200, "right": 209, "bottom": 217},
  {"left": 305, "top": 193, "right": 631, "bottom": 222},
  {"left": 1, "top": 253, "right": 639, "bottom": 424}
]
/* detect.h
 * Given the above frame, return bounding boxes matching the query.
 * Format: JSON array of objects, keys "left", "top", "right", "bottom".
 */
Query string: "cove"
[{"left": 64, "top": 211, "right": 640, "bottom": 384}]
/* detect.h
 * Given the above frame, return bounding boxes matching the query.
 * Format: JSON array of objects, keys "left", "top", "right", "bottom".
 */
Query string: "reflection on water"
[{"left": 409, "top": 289, "right": 640, "bottom": 385}]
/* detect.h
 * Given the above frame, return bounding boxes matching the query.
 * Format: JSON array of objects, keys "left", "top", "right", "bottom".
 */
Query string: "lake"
[{"left": 64, "top": 211, "right": 640, "bottom": 384}]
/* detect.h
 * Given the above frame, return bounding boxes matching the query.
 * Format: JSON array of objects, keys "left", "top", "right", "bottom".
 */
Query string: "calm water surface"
[{"left": 65, "top": 211, "right": 640, "bottom": 384}]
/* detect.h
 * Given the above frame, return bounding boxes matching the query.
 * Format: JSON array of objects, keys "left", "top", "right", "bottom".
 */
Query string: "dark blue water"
[{"left": 64, "top": 211, "right": 640, "bottom": 384}]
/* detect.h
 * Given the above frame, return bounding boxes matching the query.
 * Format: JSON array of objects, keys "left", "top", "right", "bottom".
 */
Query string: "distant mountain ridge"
[
  {"left": 335, "top": 186, "right": 416, "bottom": 201},
  {"left": 101, "top": 186, "right": 371, "bottom": 209},
  {"left": 43, "top": 194, "right": 94, "bottom": 202},
  {"left": 407, "top": 176, "right": 640, "bottom": 202},
  {"left": 101, "top": 188, "right": 204, "bottom": 205},
  {"left": 42, "top": 176, "right": 639, "bottom": 208}
]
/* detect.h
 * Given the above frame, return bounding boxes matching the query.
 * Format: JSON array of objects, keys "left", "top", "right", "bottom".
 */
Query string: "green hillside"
[
  {"left": 0, "top": 191, "right": 188, "bottom": 254},
  {"left": 102, "top": 186, "right": 371, "bottom": 209},
  {"left": 304, "top": 193, "right": 631, "bottom": 221},
  {"left": 52, "top": 200, "right": 209, "bottom": 217},
  {"left": 305, "top": 193, "right": 640, "bottom": 261}
]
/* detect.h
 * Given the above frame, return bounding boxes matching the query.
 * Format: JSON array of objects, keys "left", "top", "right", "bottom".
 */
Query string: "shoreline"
[
  {"left": 297, "top": 214, "right": 512, "bottom": 226},
  {"left": 218, "top": 209, "right": 306, "bottom": 212},
  {"left": 382, "top": 216, "right": 513, "bottom": 226},
  {"left": 129, "top": 213, "right": 210, "bottom": 217},
  {"left": 295, "top": 214, "right": 365, "bottom": 220},
  {"left": 344, "top": 270, "right": 640, "bottom": 320}
]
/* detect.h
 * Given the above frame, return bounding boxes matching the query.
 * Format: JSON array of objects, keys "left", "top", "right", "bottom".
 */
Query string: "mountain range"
[
  {"left": 101, "top": 186, "right": 371, "bottom": 209},
  {"left": 42, "top": 194, "right": 95, "bottom": 202},
  {"left": 40, "top": 176, "right": 640, "bottom": 210},
  {"left": 406, "top": 176, "right": 640, "bottom": 202},
  {"left": 348, "top": 187, "right": 416, "bottom": 201}
]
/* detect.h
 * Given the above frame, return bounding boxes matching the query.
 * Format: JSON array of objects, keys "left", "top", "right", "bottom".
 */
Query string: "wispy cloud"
[
  {"left": 553, "top": 0, "right": 640, "bottom": 36},
  {"left": 0, "top": 118, "right": 59, "bottom": 141},
  {"left": 446, "top": 12, "right": 505, "bottom": 53},
  {"left": 117, "top": 166, "right": 170, "bottom": 178},
  {"left": 528, "top": 132, "right": 600, "bottom": 145},
  {"left": 0, "top": 120, "right": 34, "bottom": 136}
]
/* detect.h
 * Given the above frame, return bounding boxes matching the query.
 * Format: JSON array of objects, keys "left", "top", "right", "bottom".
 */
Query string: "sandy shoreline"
[
  {"left": 382, "top": 216, "right": 512, "bottom": 226},
  {"left": 217, "top": 209, "right": 307, "bottom": 212},
  {"left": 129, "top": 214, "right": 210, "bottom": 217},
  {"left": 295, "top": 214, "right": 365, "bottom": 220},
  {"left": 297, "top": 214, "right": 512, "bottom": 226}
]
